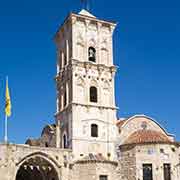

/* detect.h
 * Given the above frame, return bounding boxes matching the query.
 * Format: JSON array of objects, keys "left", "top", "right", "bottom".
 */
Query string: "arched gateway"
[{"left": 15, "top": 153, "right": 60, "bottom": 180}]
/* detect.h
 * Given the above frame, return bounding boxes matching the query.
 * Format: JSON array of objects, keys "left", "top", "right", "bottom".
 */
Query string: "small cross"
[{"left": 80, "top": 0, "right": 90, "bottom": 11}]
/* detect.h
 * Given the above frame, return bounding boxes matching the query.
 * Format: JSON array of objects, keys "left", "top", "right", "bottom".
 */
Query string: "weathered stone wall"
[
  {"left": 69, "top": 13, "right": 117, "bottom": 160},
  {"left": 0, "top": 144, "right": 72, "bottom": 180},
  {"left": 0, "top": 144, "right": 120, "bottom": 180},
  {"left": 118, "top": 145, "right": 136, "bottom": 180},
  {"left": 117, "top": 143, "right": 180, "bottom": 180},
  {"left": 55, "top": 11, "right": 118, "bottom": 160},
  {"left": 72, "top": 161, "right": 118, "bottom": 180},
  {"left": 135, "top": 143, "right": 179, "bottom": 180}
]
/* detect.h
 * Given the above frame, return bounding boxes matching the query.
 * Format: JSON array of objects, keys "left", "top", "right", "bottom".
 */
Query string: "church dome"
[{"left": 123, "top": 130, "right": 171, "bottom": 145}]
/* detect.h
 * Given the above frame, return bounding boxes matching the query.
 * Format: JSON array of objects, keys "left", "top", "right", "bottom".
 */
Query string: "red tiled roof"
[{"left": 123, "top": 130, "right": 171, "bottom": 145}]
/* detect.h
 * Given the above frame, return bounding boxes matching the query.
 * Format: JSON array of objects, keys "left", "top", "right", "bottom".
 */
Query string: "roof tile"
[{"left": 123, "top": 130, "right": 171, "bottom": 145}]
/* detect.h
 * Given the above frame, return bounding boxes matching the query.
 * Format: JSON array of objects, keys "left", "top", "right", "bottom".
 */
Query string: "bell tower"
[{"left": 54, "top": 9, "right": 117, "bottom": 160}]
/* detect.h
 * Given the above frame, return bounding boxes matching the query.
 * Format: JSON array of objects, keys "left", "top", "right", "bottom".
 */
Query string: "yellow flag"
[{"left": 5, "top": 78, "right": 11, "bottom": 117}]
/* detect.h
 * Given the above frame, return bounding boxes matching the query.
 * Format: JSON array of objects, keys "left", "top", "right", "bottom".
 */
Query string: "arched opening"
[
  {"left": 91, "top": 124, "right": 98, "bottom": 137},
  {"left": 88, "top": 47, "right": 96, "bottom": 62},
  {"left": 45, "top": 142, "right": 49, "bottom": 147},
  {"left": 64, "top": 50, "right": 67, "bottom": 66},
  {"left": 90, "top": 86, "right": 98, "bottom": 103},
  {"left": 63, "top": 134, "right": 68, "bottom": 149},
  {"left": 16, "top": 155, "right": 59, "bottom": 180},
  {"left": 60, "top": 51, "right": 64, "bottom": 70},
  {"left": 63, "top": 89, "right": 67, "bottom": 108}
]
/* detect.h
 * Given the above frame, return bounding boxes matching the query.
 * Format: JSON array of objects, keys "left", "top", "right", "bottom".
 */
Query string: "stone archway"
[{"left": 16, "top": 155, "right": 59, "bottom": 180}]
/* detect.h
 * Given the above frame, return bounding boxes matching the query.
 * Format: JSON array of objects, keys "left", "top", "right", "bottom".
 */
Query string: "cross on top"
[{"left": 80, "top": 0, "right": 90, "bottom": 11}]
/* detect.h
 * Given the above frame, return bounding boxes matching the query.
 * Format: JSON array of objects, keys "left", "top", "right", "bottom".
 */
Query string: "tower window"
[
  {"left": 64, "top": 51, "right": 67, "bottom": 66},
  {"left": 63, "top": 90, "right": 67, "bottom": 108},
  {"left": 45, "top": 142, "right": 48, "bottom": 147},
  {"left": 90, "top": 86, "right": 98, "bottom": 103},
  {"left": 91, "top": 124, "right": 98, "bottom": 137},
  {"left": 60, "top": 51, "right": 64, "bottom": 69},
  {"left": 63, "top": 134, "right": 67, "bottom": 148},
  {"left": 88, "top": 47, "right": 96, "bottom": 62}
]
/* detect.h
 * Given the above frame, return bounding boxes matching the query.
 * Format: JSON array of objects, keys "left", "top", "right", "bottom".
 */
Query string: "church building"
[{"left": 0, "top": 8, "right": 179, "bottom": 180}]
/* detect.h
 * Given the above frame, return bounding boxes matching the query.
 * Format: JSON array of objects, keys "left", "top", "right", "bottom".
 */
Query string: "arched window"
[
  {"left": 90, "top": 86, "right": 98, "bottom": 103},
  {"left": 64, "top": 51, "right": 67, "bottom": 66},
  {"left": 63, "top": 90, "right": 67, "bottom": 108},
  {"left": 63, "top": 134, "right": 67, "bottom": 148},
  {"left": 88, "top": 47, "right": 96, "bottom": 62},
  {"left": 91, "top": 124, "right": 98, "bottom": 137},
  {"left": 61, "top": 94, "right": 63, "bottom": 110},
  {"left": 60, "top": 51, "right": 64, "bottom": 69},
  {"left": 45, "top": 142, "right": 48, "bottom": 147}
]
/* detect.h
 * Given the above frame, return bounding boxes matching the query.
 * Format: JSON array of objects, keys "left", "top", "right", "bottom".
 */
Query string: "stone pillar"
[
  {"left": 66, "top": 39, "right": 69, "bottom": 63},
  {"left": 56, "top": 120, "right": 61, "bottom": 148}
]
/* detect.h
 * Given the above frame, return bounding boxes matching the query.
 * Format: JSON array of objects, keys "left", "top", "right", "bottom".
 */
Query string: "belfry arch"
[{"left": 15, "top": 153, "right": 60, "bottom": 180}]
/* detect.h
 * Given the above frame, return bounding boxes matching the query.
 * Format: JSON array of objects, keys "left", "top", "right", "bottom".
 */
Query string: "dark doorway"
[
  {"left": 143, "top": 164, "right": 153, "bottom": 180},
  {"left": 163, "top": 164, "right": 171, "bottom": 180}
]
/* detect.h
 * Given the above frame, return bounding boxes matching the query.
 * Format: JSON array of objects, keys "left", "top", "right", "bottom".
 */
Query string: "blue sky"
[{"left": 0, "top": 0, "right": 180, "bottom": 143}]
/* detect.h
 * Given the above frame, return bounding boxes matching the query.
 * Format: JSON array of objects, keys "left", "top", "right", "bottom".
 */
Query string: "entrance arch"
[{"left": 16, "top": 153, "right": 60, "bottom": 180}]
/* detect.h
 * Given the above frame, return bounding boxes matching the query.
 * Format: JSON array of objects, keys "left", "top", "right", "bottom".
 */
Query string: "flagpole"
[
  {"left": 4, "top": 115, "right": 8, "bottom": 143},
  {"left": 4, "top": 76, "right": 8, "bottom": 144}
]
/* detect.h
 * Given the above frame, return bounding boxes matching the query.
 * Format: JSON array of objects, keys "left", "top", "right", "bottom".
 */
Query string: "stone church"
[{"left": 0, "top": 9, "right": 180, "bottom": 180}]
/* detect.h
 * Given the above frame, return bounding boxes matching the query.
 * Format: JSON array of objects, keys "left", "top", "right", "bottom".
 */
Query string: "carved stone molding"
[
  {"left": 71, "top": 16, "right": 77, "bottom": 25},
  {"left": 98, "top": 65, "right": 105, "bottom": 76},
  {"left": 71, "top": 102, "right": 118, "bottom": 111},
  {"left": 84, "top": 62, "right": 92, "bottom": 73},
  {"left": 97, "top": 22, "right": 102, "bottom": 34},
  {"left": 110, "top": 25, "right": 116, "bottom": 33},
  {"left": 85, "top": 19, "right": 90, "bottom": 28},
  {"left": 110, "top": 66, "right": 117, "bottom": 78}
]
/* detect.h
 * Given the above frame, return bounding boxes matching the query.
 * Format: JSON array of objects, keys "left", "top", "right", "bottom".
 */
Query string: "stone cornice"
[
  {"left": 71, "top": 138, "right": 116, "bottom": 143},
  {"left": 54, "top": 12, "right": 117, "bottom": 45},
  {"left": 55, "top": 59, "right": 117, "bottom": 85},
  {"left": 55, "top": 102, "right": 118, "bottom": 118},
  {"left": 0, "top": 143, "right": 72, "bottom": 153},
  {"left": 70, "top": 12, "right": 117, "bottom": 27},
  {"left": 119, "top": 141, "right": 180, "bottom": 149},
  {"left": 71, "top": 102, "right": 118, "bottom": 110},
  {"left": 75, "top": 159, "right": 118, "bottom": 166},
  {"left": 71, "top": 58, "right": 117, "bottom": 71}
]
